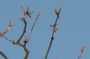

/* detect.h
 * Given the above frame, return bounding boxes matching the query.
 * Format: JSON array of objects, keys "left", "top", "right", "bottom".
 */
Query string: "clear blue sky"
[{"left": 0, "top": 0, "right": 90, "bottom": 59}]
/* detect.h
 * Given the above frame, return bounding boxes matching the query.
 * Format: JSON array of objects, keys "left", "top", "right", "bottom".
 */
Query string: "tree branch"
[
  {"left": 8, "top": 8, "right": 30, "bottom": 59},
  {"left": 17, "top": 18, "right": 27, "bottom": 43},
  {"left": 44, "top": 7, "right": 62, "bottom": 59},
  {"left": 23, "top": 41, "right": 29, "bottom": 59},
  {"left": 6, "top": 7, "right": 39, "bottom": 59},
  {"left": 0, "top": 20, "right": 13, "bottom": 40},
  {"left": 30, "top": 13, "right": 40, "bottom": 33},
  {"left": 78, "top": 46, "right": 85, "bottom": 59},
  {"left": 0, "top": 50, "right": 8, "bottom": 59},
  {"left": 10, "top": 18, "right": 29, "bottom": 59}
]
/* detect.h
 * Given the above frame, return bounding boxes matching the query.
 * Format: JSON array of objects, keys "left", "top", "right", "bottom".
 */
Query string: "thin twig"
[
  {"left": 0, "top": 20, "right": 13, "bottom": 40},
  {"left": 44, "top": 7, "right": 61, "bottom": 59},
  {"left": 23, "top": 40, "right": 29, "bottom": 59},
  {"left": 9, "top": 15, "right": 29, "bottom": 59},
  {"left": 16, "top": 18, "right": 27, "bottom": 43},
  {"left": 78, "top": 46, "right": 85, "bottom": 59},
  {"left": 0, "top": 50, "right": 8, "bottom": 59},
  {"left": 44, "top": 17, "right": 58, "bottom": 59},
  {"left": 23, "top": 46, "right": 29, "bottom": 59},
  {"left": 21, "top": 6, "right": 34, "bottom": 20},
  {"left": 12, "top": 39, "right": 29, "bottom": 59},
  {"left": 7, "top": 7, "right": 39, "bottom": 59},
  {"left": 44, "top": 36, "right": 54, "bottom": 59},
  {"left": 30, "top": 13, "right": 40, "bottom": 33}
]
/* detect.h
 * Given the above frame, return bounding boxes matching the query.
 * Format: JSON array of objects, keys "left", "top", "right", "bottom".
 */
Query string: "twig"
[
  {"left": 30, "top": 13, "right": 40, "bottom": 33},
  {"left": 16, "top": 18, "right": 27, "bottom": 44},
  {"left": 0, "top": 50, "right": 8, "bottom": 59},
  {"left": 44, "top": 7, "right": 62, "bottom": 59},
  {"left": 11, "top": 39, "right": 29, "bottom": 59},
  {"left": 23, "top": 40, "right": 29, "bottom": 59},
  {"left": 6, "top": 7, "right": 39, "bottom": 59},
  {"left": 78, "top": 46, "right": 85, "bottom": 59},
  {"left": 21, "top": 6, "right": 34, "bottom": 20},
  {"left": 14, "top": 19, "right": 29, "bottom": 59},
  {"left": 0, "top": 20, "right": 13, "bottom": 40},
  {"left": 44, "top": 36, "right": 54, "bottom": 59},
  {"left": 23, "top": 46, "right": 29, "bottom": 59},
  {"left": 8, "top": 14, "right": 29, "bottom": 59}
]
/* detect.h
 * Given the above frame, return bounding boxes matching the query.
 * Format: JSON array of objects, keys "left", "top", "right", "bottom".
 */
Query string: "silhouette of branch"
[
  {"left": 7, "top": 7, "right": 31, "bottom": 59},
  {"left": 78, "top": 46, "right": 85, "bottom": 59},
  {"left": 0, "top": 20, "right": 13, "bottom": 40},
  {"left": 10, "top": 38, "right": 30, "bottom": 59},
  {"left": 44, "top": 7, "right": 62, "bottom": 59},
  {"left": 0, "top": 6, "right": 39, "bottom": 59},
  {"left": 17, "top": 18, "right": 27, "bottom": 43},
  {"left": 23, "top": 39, "right": 29, "bottom": 59},
  {"left": 0, "top": 50, "right": 8, "bottom": 59},
  {"left": 30, "top": 13, "right": 40, "bottom": 33},
  {"left": 23, "top": 45, "right": 29, "bottom": 59},
  {"left": 9, "top": 18, "right": 29, "bottom": 59},
  {"left": 0, "top": 18, "right": 29, "bottom": 59},
  {"left": 21, "top": 6, "right": 34, "bottom": 20}
]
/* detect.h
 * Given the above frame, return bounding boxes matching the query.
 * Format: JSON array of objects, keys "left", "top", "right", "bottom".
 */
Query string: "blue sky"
[{"left": 0, "top": 0, "right": 90, "bottom": 59}]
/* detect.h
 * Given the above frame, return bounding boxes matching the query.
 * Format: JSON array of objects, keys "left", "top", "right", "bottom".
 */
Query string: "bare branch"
[
  {"left": 23, "top": 39, "right": 29, "bottom": 59},
  {"left": 8, "top": 9, "right": 30, "bottom": 59},
  {"left": 10, "top": 35, "right": 30, "bottom": 59},
  {"left": 78, "top": 46, "right": 85, "bottom": 59},
  {"left": 30, "top": 12, "right": 40, "bottom": 33},
  {"left": 16, "top": 18, "right": 27, "bottom": 44},
  {"left": 21, "top": 6, "right": 34, "bottom": 20},
  {"left": 0, "top": 50, "right": 8, "bottom": 59},
  {"left": 23, "top": 45, "right": 29, "bottom": 59},
  {"left": 0, "top": 20, "right": 13, "bottom": 40},
  {"left": 44, "top": 7, "right": 62, "bottom": 59},
  {"left": 55, "top": 7, "right": 62, "bottom": 19},
  {"left": 4, "top": 7, "right": 34, "bottom": 59}
]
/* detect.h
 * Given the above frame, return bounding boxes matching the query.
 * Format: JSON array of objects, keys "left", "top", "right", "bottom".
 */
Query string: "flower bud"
[{"left": 55, "top": 7, "right": 61, "bottom": 18}]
